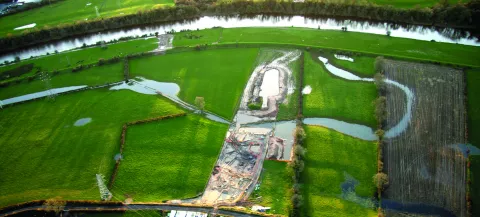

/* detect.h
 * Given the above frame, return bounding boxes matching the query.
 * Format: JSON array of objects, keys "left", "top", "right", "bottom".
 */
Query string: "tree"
[
  {"left": 14, "top": 56, "right": 20, "bottom": 62},
  {"left": 373, "top": 172, "right": 389, "bottom": 190},
  {"left": 374, "top": 96, "right": 387, "bottom": 123},
  {"left": 44, "top": 198, "right": 66, "bottom": 215},
  {"left": 195, "top": 96, "right": 205, "bottom": 113},
  {"left": 386, "top": 30, "right": 391, "bottom": 36},
  {"left": 374, "top": 56, "right": 385, "bottom": 74}
]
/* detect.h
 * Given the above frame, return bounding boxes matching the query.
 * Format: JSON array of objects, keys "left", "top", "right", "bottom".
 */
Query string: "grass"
[
  {"left": 303, "top": 52, "right": 377, "bottom": 128},
  {"left": 370, "top": 0, "right": 461, "bottom": 8},
  {"left": 322, "top": 52, "right": 376, "bottom": 77},
  {"left": 0, "top": 88, "right": 184, "bottom": 207},
  {"left": 173, "top": 27, "right": 480, "bottom": 67},
  {"left": 277, "top": 51, "right": 302, "bottom": 120},
  {"left": 467, "top": 68, "right": 480, "bottom": 216},
  {"left": 302, "top": 125, "right": 377, "bottom": 217},
  {"left": 0, "top": 0, "right": 174, "bottom": 37},
  {"left": 129, "top": 48, "right": 259, "bottom": 120},
  {"left": 0, "top": 38, "right": 157, "bottom": 82},
  {"left": 111, "top": 115, "right": 227, "bottom": 202},
  {"left": 83, "top": 210, "right": 164, "bottom": 216},
  {"left": 250, "top": 161, "right": 292, "bottom": 216},
  {"left": 0, "top": 62, "right": 123, "bottom": 100}
]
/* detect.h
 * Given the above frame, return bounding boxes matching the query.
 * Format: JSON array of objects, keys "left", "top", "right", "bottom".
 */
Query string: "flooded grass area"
[
  {"left": 303, "top": 52, "right": 377, "bottom": 128},
  {"left": 129, "top": 48, "right": 259, "bottom": 120},
  {"left": 112, "top": 115, "right": 227, "bottom": 202},
  {"left": 0, "top": 0, "right": 174, "bottom": 37},
  {"left": 302, "top": 125, "right": 377, "bottom": 217},
  {"left": 383, "top": 60, "right": 467, "bottom": 216},
  {"left": 0, "top": 62, "right": 123, "bottom": 100},
  {"left": 0, "top": 88, "right": 183, "bottom": 207},
  {"left": 327, "top": 52, "right": 376, "bottom": 77},
  {"left": 249, "top": 161, "right": 292, "bottom": 215},
  {"left": 0, "top": 38, "right": 157, "bottom": 83},
  {"left": 174, "top": 27, "right": 480, "bottom": 67}
]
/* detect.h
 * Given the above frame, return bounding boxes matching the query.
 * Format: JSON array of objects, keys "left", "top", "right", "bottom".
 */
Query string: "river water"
[{"left": 0, "top": 15, "right": 478, "bottom": 62}]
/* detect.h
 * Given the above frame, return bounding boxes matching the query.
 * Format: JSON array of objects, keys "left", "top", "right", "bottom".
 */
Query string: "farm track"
[{"left": 383, "top": 60, "right": 467, "bottom": 217}]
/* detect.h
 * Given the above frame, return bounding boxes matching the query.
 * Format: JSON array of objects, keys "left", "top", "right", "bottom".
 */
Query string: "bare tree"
[{"left": 195, "top": 96, "right": 205, "bottom": 113}]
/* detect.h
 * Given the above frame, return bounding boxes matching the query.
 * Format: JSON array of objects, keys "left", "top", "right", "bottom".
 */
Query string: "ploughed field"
[
  {"left": 383, "top": 60, "right": 467, "bottom": 216},
  {"left": 0, "top": 26, "right": 478, "bottom": 217}
]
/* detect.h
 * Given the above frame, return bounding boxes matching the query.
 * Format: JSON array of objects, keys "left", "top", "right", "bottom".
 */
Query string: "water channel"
[{"left": 0, "top": 15, "right": 478, "bottom": 62}]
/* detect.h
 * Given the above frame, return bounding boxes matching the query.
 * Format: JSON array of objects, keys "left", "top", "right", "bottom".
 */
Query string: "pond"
[{"left": 0, "top": 15, "right": 478, "bottom": 62}]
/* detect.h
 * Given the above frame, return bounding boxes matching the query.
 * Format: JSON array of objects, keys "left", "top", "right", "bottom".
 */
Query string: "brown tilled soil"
[{"left": 383, "top": 60, "right": 467, "bottom": 216}]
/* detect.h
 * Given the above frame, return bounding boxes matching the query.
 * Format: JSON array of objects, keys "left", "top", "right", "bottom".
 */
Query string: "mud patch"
[{"left": 74, "top": 118, "right": 92, "bottom": 126}]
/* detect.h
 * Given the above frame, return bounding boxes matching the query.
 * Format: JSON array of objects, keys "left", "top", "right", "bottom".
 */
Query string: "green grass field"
[
  {"left": 129, "top": 48, "right": 259, "bottom": 120},
  {"left": 173, "top": 27, "right": 480, "bottom": 67},
  {"left": 0, "top": 0, "right": 174, "bottom": 37},
  {"left": 277, "top": 51, "right": 302, "bottom": 120},
  {"left": 303, "top": 52, "right": 377, "bottom": 127},
  {"left": 302, "top": 125, "right": 377, "bottom": 217},
  {"left": 321, "top": 52, "right": 376, "bottom": 77},
  {"left": 111, "top": 115, "right": 227, "bottom": 202},
  {"left": 250, "top": 161, "right": 292, "bottom": 215},
  {"left": 467, "top": 68, "right": 480, "bottom": 217},
  {"left": 370, "top": 0, "right": 461, "bottom": 8},
  {"left": 0, "top": 38, "right": 157, "bottom": 82},
  {"left": 0, "top": 62, "right": 123, "bottom": 100},
  {"left": 0, "top": 88, "right": 183, "bottom": 207}
]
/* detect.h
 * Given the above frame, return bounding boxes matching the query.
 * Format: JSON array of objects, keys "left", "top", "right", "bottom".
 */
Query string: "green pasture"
[
  {"left": 111, "top": 115, "right": 227, "bottom": 202},
  {"left": 370, "top": 0, "right": 461, "bottom": 8},
  {"left": 302, "top": 125, "right": 377, "bottom": 217},
  {"left": 321, "top": 52, "right": 376, "bottom": 77},
  {"left": 277, "top": 51, "right": 302, "bottom": 120},
  {"left": 0, "top": 63, "right": 123, "bottom": 100},
  {"left": 250, "top": 160, "right": 292, "bottom": 215},
  {"left": 173, "top": 27, "right": 480, "bottom": 67},
  {"left": 0, "top": 38, "right": 157, "bottom": 82},
  {"left": 467, "top": 68, "right": 480, "bottom": 216},
  {"left": 0, "top": 0, "right": 174, "bottom": 37},
  {"left": 129, "top": 48, "right": 259, "bottom": 120},
  {"left": 303, "top": 52, "right": 377, "bottom": 127},
  {"left": 0, "top": 88, "right": 183, "bottom": 207}
]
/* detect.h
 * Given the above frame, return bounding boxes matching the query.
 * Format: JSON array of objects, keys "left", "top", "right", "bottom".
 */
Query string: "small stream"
[
  {"left": 1, "top": 15, "right": 478, "bottom": 62},
  {"left": 0, "top": 85, "right": 87, "bottom": 105},
  {"left": 306, "top": 55, "right": 414, "bottom": 140}
]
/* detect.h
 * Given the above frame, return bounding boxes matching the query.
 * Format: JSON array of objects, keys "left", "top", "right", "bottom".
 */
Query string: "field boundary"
[{"left": 108, "top": 112, "right": 187, "bottom": 189}]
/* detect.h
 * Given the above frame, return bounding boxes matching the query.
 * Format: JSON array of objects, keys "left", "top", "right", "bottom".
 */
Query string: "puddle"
[
  {"left": 1, "top": 85, "right": 87, "bottom": 105},
  {"left": 246, "top": 120, "right": 296, "bottom": 160},
  {"left": 450, "top": 143, "right": 480, "bottom": 157},
  {"left": 340, "top": 172, "right": 375, "bottom": 209},
  {"left": 14, "top": 23, "right": 36, "bottom": 30},
  {"left": 304, "top": 118, "right": 376, "bottom": 141},
  {"left": 110, "top": 77, "right": 230, "bottom": 124},
  {"left": 74, "top": 118, "right": 92, "bottom": 126},
  {"left": 302, "top": 85, "right": 312, "bottom": 95},
  {"left": 384, "top": 79, "right": 415, "bottom": 139},
  {"left": 259, "top": 69, "right": 280, "bottom": 108},
  {"left": 334, "top": 54, "right": 354, "bottom": 62},
  {"left": 318, "top": 56, "right": 374, "bottom": 82},
  {"left": 109, "top": 77, "right": 180, "bottom": 96},
  {"left": 114, "top": 153, "right": 123, "bottom": 161}
]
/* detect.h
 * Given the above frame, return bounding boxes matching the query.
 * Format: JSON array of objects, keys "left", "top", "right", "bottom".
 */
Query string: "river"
[{"left": 0, "top": 15, "right": 478, "bottom": 63}]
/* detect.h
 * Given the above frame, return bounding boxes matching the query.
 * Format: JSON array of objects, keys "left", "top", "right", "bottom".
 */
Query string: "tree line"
[{"left": 1, "top": 0, "right": 479, "bottom": 53}]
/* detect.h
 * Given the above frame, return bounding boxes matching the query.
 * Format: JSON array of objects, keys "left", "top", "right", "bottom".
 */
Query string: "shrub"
[
  {"left": 375, "top": 56, "right": 385, "bottom": 74},
  {"left": 375, "top": 129, "right": 385, "bottom": 139},
  {"left": 43, "top": 198, "right": 66, "bottom": 214},
  {"left": 374, "top": 96, "right": 387, "bottom": 123},
  {"left": 373, "top": 172, "right": 389, "bottom": 190},
  {"left": 98, "top": 58, "right": 105, "bottom": 66}
]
